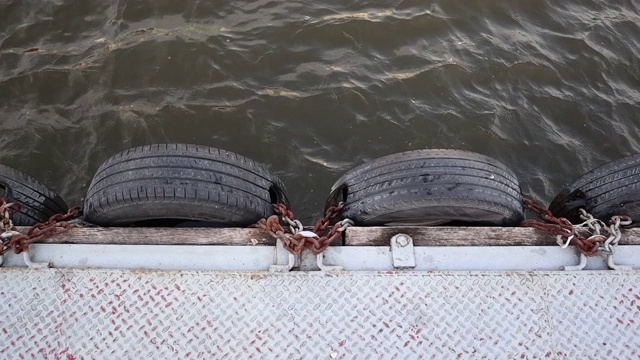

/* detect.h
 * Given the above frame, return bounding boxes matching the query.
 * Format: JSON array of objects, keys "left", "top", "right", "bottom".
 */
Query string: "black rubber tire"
[
  {"left": 549, "top": 153, "right": 640, "bottom": 225},
  {"left": 83, "top": 144, "right": 289, "bottom": 227},
  {"left": 325, "top": 149, "right": 524, "bottom": 226},
  {"left": 0, "top": 164, "right": 69, "bottom": 226}
]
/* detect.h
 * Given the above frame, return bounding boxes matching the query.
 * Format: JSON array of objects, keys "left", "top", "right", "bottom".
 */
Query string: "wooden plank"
[
  {"left": 15, "top": 226, "right": 276, "bottom": 246},
  {"left": 344, "top": 226, "right": 640, "bottom": 246},
  {"left": 11, "top": 226, "right": 640, "bottom": 247}
]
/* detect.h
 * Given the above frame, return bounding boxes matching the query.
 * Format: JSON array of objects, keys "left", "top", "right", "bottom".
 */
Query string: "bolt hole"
[
  {"left": 325, "top": 183, "right": 349, "bottom": 211},
  {"left": 341, "top": 184, "right": 348, "bottom": 203},
  {"left": 268, "top": 184, "right": 289, "bottom": 207},
  {"left": 268, "top": 186, "right": 278, "bottom": 204}
]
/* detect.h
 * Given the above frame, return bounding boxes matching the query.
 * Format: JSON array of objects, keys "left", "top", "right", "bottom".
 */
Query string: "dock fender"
[
  {"left": 549, "top": 153, "right": 640, "bottom": 225},
  {"left": 83, "top": 144, "right": 290, "bottom": 227},
  {"left": 324, "top": 149, "right": 524, "bottom": 226},
  {"left": 0, "top": 164, "right": 68, "bottom": 225}
]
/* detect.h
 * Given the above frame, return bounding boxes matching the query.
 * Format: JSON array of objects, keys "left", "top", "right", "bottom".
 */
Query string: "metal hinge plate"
[{"left": 390, "top": 233, "right": 416, "bottom": 268}]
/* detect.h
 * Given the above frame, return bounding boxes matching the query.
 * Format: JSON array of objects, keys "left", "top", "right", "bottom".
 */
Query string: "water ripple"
[{"left": 0, "top": 0, "right": 638, "bottom": 222}]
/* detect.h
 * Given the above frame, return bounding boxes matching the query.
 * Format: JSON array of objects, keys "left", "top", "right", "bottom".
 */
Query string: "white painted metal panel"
[{"left": 1, "top": 269, "right": 639, "bottom": 359}]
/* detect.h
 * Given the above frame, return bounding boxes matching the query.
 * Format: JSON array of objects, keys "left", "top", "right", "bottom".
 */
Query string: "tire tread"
[
  {"left": 83, "top": 144, "right": 288, "bottom": 226},
  {"left": 326, "top": 149, "right": 524, "bottom": 226}
]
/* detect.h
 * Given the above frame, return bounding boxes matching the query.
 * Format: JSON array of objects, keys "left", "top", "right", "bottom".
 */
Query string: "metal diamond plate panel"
[{"left": 1, "top": 269, "right": 639, "bottom": 359}]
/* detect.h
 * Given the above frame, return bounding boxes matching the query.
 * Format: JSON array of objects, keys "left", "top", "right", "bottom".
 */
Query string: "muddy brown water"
[{"left": 0, "top": 0, "right": 639, "bottom": 223}]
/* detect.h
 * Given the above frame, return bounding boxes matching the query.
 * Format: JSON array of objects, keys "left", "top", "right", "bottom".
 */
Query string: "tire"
[
  {"left": 325, "top": 149, "right": 524, "bottom": 226},
  {"left": 549, "top": 153, "right": 640, "bottom": 225},
  {"left": 83, "top": 144, "right": 289, "bottom": 227},
  {"left": 0, "top": 164, "right": 69, "bottom": 226}
]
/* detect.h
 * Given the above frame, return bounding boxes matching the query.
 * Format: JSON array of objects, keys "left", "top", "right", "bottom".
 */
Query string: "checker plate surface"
[{"left": 1, "top": 269, "right": 639, "bottom": 359}]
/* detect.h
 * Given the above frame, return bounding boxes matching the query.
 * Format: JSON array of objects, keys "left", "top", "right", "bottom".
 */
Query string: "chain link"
[
  {"left": 0, "top": 198, "right": 82, "bottom": 255},
  {"left": 601, "top": 214, "right": 632, "bottom": 255},
  {"left": 522, "top": 197, "right": 632, "bottom": 257},
  {"left": 1, "top": 199, "right": 20, "bottom": 230},
  {"left": 1, "top": 198, "right": 22, "bottom": 255},
  {"left": 252, "top": 203, "right": 352, "bottom": 254}
]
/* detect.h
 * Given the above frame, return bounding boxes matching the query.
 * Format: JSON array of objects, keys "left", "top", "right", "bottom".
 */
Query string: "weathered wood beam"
[
  {"left": 15, "top": 226, "right": 276, "bottom": 246},
  {"left": 13, "top": 226, "right": 640, "bottom": 247},
  {"left": 344, "top": 227, "right": 640, "bottom": 246}
]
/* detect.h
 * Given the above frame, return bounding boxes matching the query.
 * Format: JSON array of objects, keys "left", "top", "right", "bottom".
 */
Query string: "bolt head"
[{"left": 395, "top": 234, "right": 410, "bottom": 247}]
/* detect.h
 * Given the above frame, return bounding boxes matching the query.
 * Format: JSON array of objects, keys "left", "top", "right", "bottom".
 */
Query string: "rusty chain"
[
  {"left": 1, "top": 198, "right": 22, "bottom": 254},
  {"left": 252, "top": 203, "right": 352, "bottom": 254},
  {"left": 1, "top": 198, "right": 20, "bottom": 231},
  {"left": 0, "top": 197, "right": 82, "bottom": 255},
  {"left": 308, "top": 203, "right": 351, "bottom": 253},
  {"left": 521, "top": 197, "right": 631, "bottom": 257}
]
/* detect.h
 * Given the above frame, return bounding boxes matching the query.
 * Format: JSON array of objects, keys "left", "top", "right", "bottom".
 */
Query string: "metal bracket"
[
  {"left": 390, "top": 233, "right": 416, "bottom": 269},
  {"left": 0, "top": 230, "right": 20, "bottom": 268},
  {"left": 562, "top": 250, "right": 633, "bottom": 271},
  {"left": 269, "top": 239, "right": 299, "bottom": 272},
  {"left": 316, "top": 252, "right": 343, "bottom": 272},
  {"left": 605, "top": 252, "right": 632, "bottom": 271},
  {"left": 22, "top": 250, "right": 51, "bottom": 269},
  {"left": 562, "top": 253, "right": 588, "bottom": 271}
]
